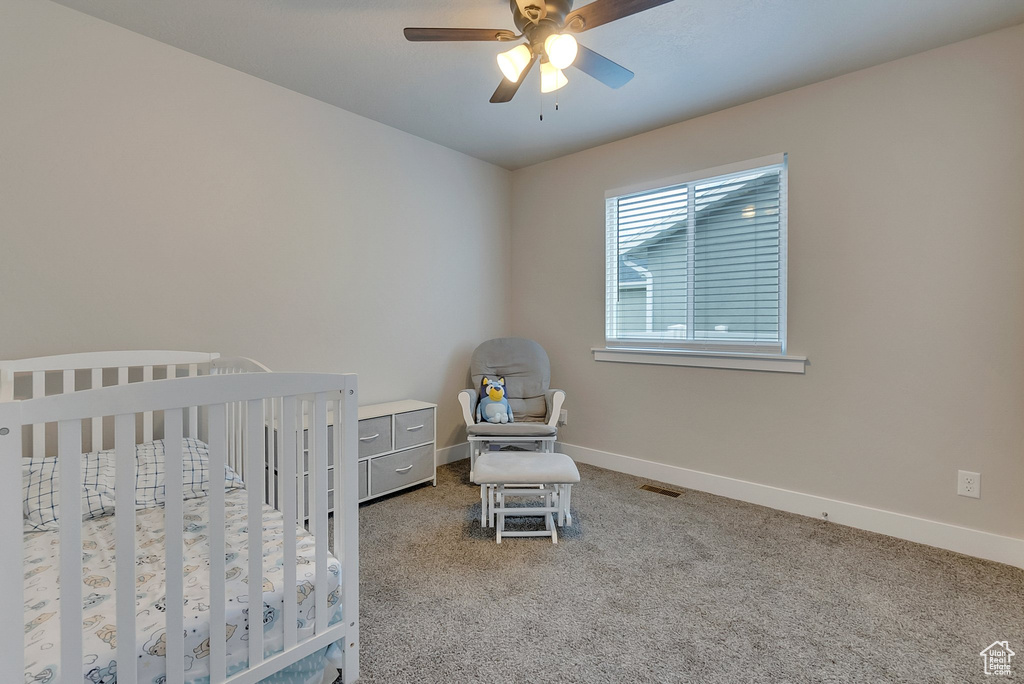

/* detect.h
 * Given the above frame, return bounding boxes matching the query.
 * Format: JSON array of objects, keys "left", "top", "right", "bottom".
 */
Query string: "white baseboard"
[
  {"left": 436, "top": 442, "right": 469, "bottom": 466},
  {"left": 557, "top": 442, "right": 1024, "bottom": 569}
]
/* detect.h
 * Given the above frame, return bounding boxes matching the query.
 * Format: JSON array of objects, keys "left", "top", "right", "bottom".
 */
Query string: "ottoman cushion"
[{"left": 473, "top": 452, "right": 580, "bottom": 485}]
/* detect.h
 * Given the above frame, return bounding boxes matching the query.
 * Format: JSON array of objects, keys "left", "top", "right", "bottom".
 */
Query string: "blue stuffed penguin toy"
[{"left": 476, "top": 376, "right": 514, "bottom": 424}]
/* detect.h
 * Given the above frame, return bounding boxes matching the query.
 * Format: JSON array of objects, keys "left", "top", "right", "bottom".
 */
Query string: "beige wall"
[
  {"left": 3, "top": 0, "right": 1022, "bottom": 539},
  {"left": 511, "top": 24, "right": 1024, "bottom": 538},
  {"left": 0, "top": 0, "right": 511, "bottom": 449}
]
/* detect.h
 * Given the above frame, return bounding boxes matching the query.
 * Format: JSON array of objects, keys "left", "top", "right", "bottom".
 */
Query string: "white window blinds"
[{"left": 605, "top": 155, "right": 788, "bottom": 354}]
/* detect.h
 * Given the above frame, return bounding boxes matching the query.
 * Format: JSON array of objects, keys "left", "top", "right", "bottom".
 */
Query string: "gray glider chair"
[{"left": 458, "top": 337, "right": 566, "bottom": 480}]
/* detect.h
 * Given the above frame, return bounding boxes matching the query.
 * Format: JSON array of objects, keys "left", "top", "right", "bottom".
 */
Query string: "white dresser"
[
  {"left": 356, "top": 400, "right": 436, "bottom": 502},
  {"left": 269, "top": 399, "right": 437, "bottom": 517}
]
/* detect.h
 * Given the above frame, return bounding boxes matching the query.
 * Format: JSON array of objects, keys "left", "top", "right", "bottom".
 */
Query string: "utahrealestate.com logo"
[{"left": 980, "top": 641, "right": 1015, "bottom": 676}]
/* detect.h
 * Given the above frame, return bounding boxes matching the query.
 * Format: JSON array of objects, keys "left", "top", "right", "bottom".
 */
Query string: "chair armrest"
[
  {"left": 545, "top": 389, "right": 566, "bottom": 427},
  {"left": 458, "top": 389, "right": 478, "bottom": 428}
]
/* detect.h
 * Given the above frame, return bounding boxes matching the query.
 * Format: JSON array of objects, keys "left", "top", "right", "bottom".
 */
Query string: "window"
[{"left": 604, "top": 154, "right": 791, "bottom": 364}]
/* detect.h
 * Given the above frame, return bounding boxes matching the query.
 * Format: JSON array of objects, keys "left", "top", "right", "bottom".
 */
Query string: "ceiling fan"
[{"left": 404, "top": 0, "right": 675, "bottom": 103}]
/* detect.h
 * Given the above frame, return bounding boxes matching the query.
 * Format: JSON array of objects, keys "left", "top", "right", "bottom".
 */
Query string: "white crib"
[{"left": 0, "top": 351, "right": 359, "bottom": 684}]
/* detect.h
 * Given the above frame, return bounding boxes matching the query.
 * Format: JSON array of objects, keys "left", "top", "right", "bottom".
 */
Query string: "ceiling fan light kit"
[
  {"left": 540, "top": 61, "right": 569, "bottom": 93},
  {"left": 404, "top": 0, "right": 675, "bottom": 104},
  {"left": 498, "top": 44, "right": 534, "bottom": 83},
  {"left": 544, "top": 33, "right": 579, "bottom": 70}
]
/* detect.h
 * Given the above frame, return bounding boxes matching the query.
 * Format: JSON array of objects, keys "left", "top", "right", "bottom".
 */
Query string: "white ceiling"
[{"left": 51, "top": 0, "right": 1024, "bottom": 169}]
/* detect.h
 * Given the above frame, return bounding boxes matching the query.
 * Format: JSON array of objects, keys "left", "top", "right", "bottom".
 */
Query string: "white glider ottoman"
[{"left": 473, "top": 452, "right": 581, "bottom": 543}]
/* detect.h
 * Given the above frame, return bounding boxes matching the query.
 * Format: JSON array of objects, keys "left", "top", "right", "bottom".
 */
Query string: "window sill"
[{"left": 592, "top": 347, "right": 807, "bottom": 374}]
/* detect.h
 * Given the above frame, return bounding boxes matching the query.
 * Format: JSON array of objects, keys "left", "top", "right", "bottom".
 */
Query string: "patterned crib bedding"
[{"left": 24, "top": 488, "right": 342, "bottom": 684}]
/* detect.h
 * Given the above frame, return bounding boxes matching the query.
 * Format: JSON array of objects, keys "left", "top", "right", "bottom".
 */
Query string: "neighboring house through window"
[{"left": 605, "top": 154, "right": 789, "bottom": 357}]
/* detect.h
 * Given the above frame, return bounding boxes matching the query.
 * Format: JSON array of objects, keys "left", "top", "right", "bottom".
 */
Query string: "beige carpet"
[{"left": 336, "top": 459, "right": 1023, "bottom": 683}]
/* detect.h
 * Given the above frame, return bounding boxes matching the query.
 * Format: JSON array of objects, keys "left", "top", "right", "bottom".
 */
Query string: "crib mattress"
[{"left": 23, "top": 489, "right": 342, "bottom": 684}]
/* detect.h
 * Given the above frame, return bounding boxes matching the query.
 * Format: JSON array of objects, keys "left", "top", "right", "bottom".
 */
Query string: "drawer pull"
[
  {"left": 395, "top": 465, "right": 414, "bottom": 474},
  {"left": 406, "top": 424, "right": 424, "bottom": 431},
  {"left": 359, "top": 433, "right": 380, "bottom": 442}
]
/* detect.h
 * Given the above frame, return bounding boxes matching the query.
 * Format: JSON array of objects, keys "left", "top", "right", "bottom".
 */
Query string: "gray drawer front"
[
  {"left": 394, "top": 408, "right": 434, "bottom": 450},
  {"left": 358, "top": 415, "right": 393, "bottom": 458},
  {"left": 359, "top": 460, "right": 368, "bottom": 500},
  {"left": 303, "top": 471, "right": 335, "bottom": 518},
  {"left": 302, "top": 425, "right": 335, "bottom": 470},
  {"left": 370, "top": 444, "right": 433, "bottom": 496}
]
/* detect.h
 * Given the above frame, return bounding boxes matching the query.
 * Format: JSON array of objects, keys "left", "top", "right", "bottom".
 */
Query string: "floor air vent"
[{"left": 640, "top": 484, "right": 682, "bottom": 498}]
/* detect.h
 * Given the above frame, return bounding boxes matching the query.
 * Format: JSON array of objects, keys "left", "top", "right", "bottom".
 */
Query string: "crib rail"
[
  {"left": 1, "top": 372, "right": 360, "bottom": 684},
  {"left": 211, "top": 356, "right": 273, "bottom": 374},
  {"left": 0, "top": 350, "right": 220, "bottom": 382},
  {"left": 0, "top": 350, "right": 260, "bottom": 460}
]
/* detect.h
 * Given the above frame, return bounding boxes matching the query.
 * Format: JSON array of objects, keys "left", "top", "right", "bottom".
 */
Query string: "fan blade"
[
  {"left": 565, "top": 0, "right": 674, "bottom": 33},
  {"left": 573, "top": 44, "right": 634, "bottom": 88},
  {"left": 404, "top": 27, "right": 517, "bottom": 41},
  {"left": 490, "top": 55, "right": 538, "bottom": 103}
]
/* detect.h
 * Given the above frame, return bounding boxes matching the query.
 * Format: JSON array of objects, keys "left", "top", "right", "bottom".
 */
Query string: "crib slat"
[
  {"left": 273, "top": 398, "right": 280, "bottom": 509},
  {"left": 240, "top": 401, "right": 247, "bottom": 478},
  {"left": 246, "top": 399, "right": 265, "bottom": 668},
  {"left": 239, "top": 401, "right": 246, "bottom": 479},
  {"left": 281, "top": 396, "right": 298, "bottom": 649},
  {"left": 313, "top": 393, "right": 329, "bottom": 634},
  {"left": 236, "top": 402, "right": 244, "bottom": 479},
  {"left": 226, "top": 403, "right": 234, "bottom": 478},
  {"left": 307, "top": 400, "right": 316, "bottom": 532},
  {"left": 32, "top": 371, "right": 44, "bottom": 458},
  {"left": 142, "top": 366, "right": 153, "bottom": 441},
  {"left": 117, "top": 367, "right": 128, "bottom": 386},
  {"left": 266, "top": 398, "right": 276, "bottom": 510},
  {"left": 58, "top": 419, "right": 83, "bottom": 684},
  {"left": 235, "top": 402, "right": 241, "bottom": 478},
  {"left": 339, "top": 379, "right": 360, "bottom": 679},
  {"left": 90, "top": 369, "right": 102, "bottom": 451},
  {"left": 333, "top": 399, "right": 342, "bottom": 559},
  {"left": 272, "top": 398, "right": 279, "bottom": 511},
  {"left": 188, "top": 364, "right": 198, "bottom": 438},
  {"left": 276, "top": 399, "right": 284, "bottom": 515},
  {"left": 296, "top": 401, "right": 305, "bottom": 527},
  {"left": 62, "top": 371, "right": 75, "bottom": 450},
  {"left": 164, "top": 410, "right": 186, "bottom": 683},
  {"left": 0, "top": 402, "right": 24, "bottom": 681},
  {"left": 165, "top": 365, "right": 176, "bottom": 442},
  {"left": 228, "top": 402, "right": 237, "bottom": 478},
  {"left": 208, "top": 403, "right": 228, "bottom": 684},
  {"left": 114, "top": 412, "right": 138, "bottom": 684}
]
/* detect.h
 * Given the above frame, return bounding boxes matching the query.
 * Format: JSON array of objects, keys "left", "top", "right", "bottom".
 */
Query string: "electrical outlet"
[
  {"left": 559, "top": 409, "right": 568, "bottom": 426},
  {"left": 957, "top": 470, "right": 981, "bottom": 499}
]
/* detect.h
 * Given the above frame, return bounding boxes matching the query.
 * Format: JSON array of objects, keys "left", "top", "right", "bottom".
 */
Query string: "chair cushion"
[
  {"left": 471, "top": 338, "right": 550, "bottom": 421},
  {"left": 507, "top": 396, "right": 547, "bottom": 421},
  {"left": 473, "top": 453, "right": 581, "bottom": 485},
  {"left": 467, "top": 422, "right": 557, "bottom": 438}
]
